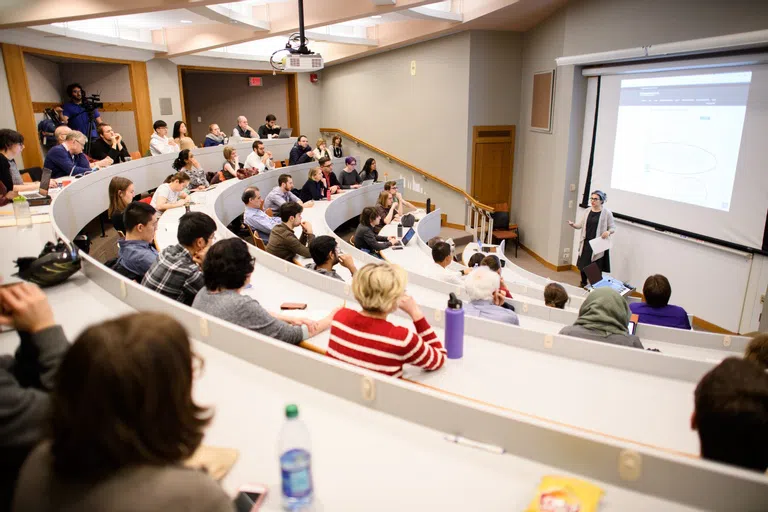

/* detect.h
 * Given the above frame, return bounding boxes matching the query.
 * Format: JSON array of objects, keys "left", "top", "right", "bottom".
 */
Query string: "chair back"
[
  {"left": 265, "top": 208, "right": 274, "bottom": 218},
  {"left": 129, "top": 151, "right": 141, "bottom": 160},
  {"left": 245, "top": 224, "right": 267, "bottom": 251}
]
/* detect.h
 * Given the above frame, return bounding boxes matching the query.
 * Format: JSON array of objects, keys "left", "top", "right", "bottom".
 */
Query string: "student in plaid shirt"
[{"left": 142, "top": 212, "right": 217, "bottom": 306}]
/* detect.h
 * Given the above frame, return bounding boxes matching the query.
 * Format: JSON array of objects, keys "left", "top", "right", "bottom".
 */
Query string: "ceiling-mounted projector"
[{"left": 271, "top": 0, "right": 324, "bottom": 73}]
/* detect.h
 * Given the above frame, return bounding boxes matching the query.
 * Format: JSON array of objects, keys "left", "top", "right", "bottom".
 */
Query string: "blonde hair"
[
  {"left": 316, "top": 138, "right": 326, "bottom": 148},
  {"left": 352, "top": 263, "right": 406, "bottom": 314},
  {"left": 376, "top": 191, "right": 391, "bottom": 208},
  {"left": 308, "top": 167, "right": 321, "bottom": 180},
  {"left": 223, "top": 145, "right": 236, "bottom": 161}
]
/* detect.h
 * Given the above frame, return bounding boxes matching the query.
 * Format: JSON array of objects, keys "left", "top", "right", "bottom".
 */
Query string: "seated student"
[
  {"left": 219, "top": 145, "right": 240, "bottom": 181},
  {"left": 264, "top": 174, "right": 310, "bottom": 212},
  {"left": 257, "top": 114, "right": 281, "bottom": 139},
  {"left": 463, "top": 267, "right": 520, "bottom": 325},
  {"left": 428, "top": 241, "right": 469, "bottom": 286},
  {"left": 244, "top": 140, "right": 275, "bottom": 173},
  {"left": 107, "top": 177, "right": 134, "bottom": 234},
  {"left": 149, "top": 120, "right": 178, "bottom": 155},
  {"left": 306, "top": 235, "right": 357, "bottom": 281},
  {"left": 318, "top": 156, "right": 341, "bottom": 194},
  {"left": 266, "top": 202, "right": 314, "bottom": 261},
  {"left": 150, "top": 172, "right": 190, "bottom": 212},
  {"left": 544, "top": 282, "right": 569, "bottom": 309},
  {"left": 480, "top": 255, "right": 512, "bottom": 299},
  {"left": 142, "top": 212, "right": 216, "bottom": 306},
  {"left": 232, "top": 115, "right": 257, "bottom": 140},
  {"left": 560, "top": 288, "right": 644, "bottom": 348},
  {"left": 299, "top": 167, "right": 327, "bottom": 202},
  {"left": 314, "top": 138, "right": 330, "bottom": 161},
  {"left": 89, "top": 123, "right": 130, "bottom": 163},
  {"left": 53, "top": 125, "right": 71, "bottom": 146},
  {"left": 384, "top": 181, "right": 416, "bottom": 213},
  {"left": 691, "top": 357, "right": 768, "bottom": 472},
  {"left": 12, "top": 312, "right": 232, "bottom": 512},
  {"left": 359, "top": 158, "right": 379, "bottom": 182},
  {"left": 193, "top": 238, "right": 333, "bottom": 344},
  {"left": 327, "top": 263, "right": 446, "bottom": 377},
  {"left": 0, "top": 283, "right": 68, "bottom": 511},
  {"left": 339, "top": 157, "right": 362, "bottom": 189},
  {"left": 203, "top": 123, "right": 227, "bottom": 147},
  {"left": 172, "top": 120, "right": 195, "bottom": 151},
  {"left": 374, "top": 191, "right": 400, "bottom": 230},
  {"left": 0, "top": 129, "right": 53, "bottom": 196},
  {"left": 629, "top": 274, "right": 691, "bottom": 330},
  {"left": 173, "top": 149, "right": 208, "bottom": 191},
  {"left": 44, "top": 131, "right": 110, "bottom": 179},
  {"left": 331, "top": 135, "right": 343, "bottom": 158},
  {"left": 289, "top": 135, "right": 316, "bottom": 166},
  {"left": 242, "top": 186, "right": 280, "bottom": 244},
  {"left": 115, "top": 202, "right": 159, "bottom": 281},
  {"left": 467, "top": 252, "right": 485, "bottom": 268},
  {"left": 745, "top": 333, "right": 768, "bottom": 369},
  {"left": 354, "top": 207, "right": 396, "bottom": 256}
]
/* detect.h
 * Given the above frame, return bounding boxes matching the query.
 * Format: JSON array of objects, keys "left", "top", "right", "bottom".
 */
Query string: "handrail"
[{"left": 320, "top": 127, "right": 495, "bottom": 213}]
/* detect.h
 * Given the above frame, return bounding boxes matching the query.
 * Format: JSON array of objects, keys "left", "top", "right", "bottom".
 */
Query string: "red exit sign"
[{"left": 248, "top": 76, "right": 262, "bottom": 87}]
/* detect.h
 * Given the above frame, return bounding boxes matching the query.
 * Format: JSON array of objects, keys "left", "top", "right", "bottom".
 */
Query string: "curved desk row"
[{"left": 29, "top": 141, "right": 768, "bottom": 510}]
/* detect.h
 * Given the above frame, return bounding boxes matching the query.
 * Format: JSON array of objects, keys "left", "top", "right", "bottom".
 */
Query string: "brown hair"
[
  {"left": 223, "top": 145, "right": 236, "bottom": 162},
  {"left": 166, "top": 171, "right": 191, "bottom": 184},
  {"left": 480, "top": 255, "right": 501, "bottom": 272},
  {"left": 107, "top": 176, "right": 133, "bottom": 217},
  {"left": 96, "top": 123, "right": 111, "bottom": 136},
  {"left": 359, "top": 206, "right": 379, "bottom": 227},
  {"left": 643, "top": 274, "right": 672, "bottom": 308},
  {"left": 746, "top": 333, "right": 768, "bottom": 369},
  {"left": 544, "top": 282, "right": 569, "bottom": 309},
  {"left": 376, "top": 191, "right": 391, "bottom": 208},
  {"left": 331, "top": 135, "right": 342, "bottom": 146},
  {"left": 49, "top": 313, "right": 211, "bottom": 478}
]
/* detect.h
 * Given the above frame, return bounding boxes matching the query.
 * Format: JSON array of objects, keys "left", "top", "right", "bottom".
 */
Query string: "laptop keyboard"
[{"left": 25, "top": 193, "right": 44, "bottom": 200}]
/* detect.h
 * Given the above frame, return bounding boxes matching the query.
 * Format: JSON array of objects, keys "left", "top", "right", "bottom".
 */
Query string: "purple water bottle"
[{"left": 444, "top": 292, "right": 464, "bottom": 359}]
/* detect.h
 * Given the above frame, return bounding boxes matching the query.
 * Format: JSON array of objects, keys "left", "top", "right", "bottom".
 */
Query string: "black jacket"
[
  {"left": 90, "top": 137, "right": 131, "bottom": 163},
  {"left": 289, "top": 145, "right": 314, "bottom": 166},
  {"left": 299, "top": 179, "right": 326, "bottom": 202},
  {"left": 354, "top": 224, "right": 391, "bottom": 253}
]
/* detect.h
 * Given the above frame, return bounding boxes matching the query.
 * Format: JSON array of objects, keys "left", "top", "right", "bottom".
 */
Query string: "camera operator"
[
  {"left": 62, "top": 83, "right": 102, "bottom": 140},
  {"left": 90, "top": 123, "right": 130, "bottom": 163}
]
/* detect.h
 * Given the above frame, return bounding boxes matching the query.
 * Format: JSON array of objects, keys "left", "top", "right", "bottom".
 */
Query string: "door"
[{"left": 471, "top": 126, "right": 516, "bottom": 208}]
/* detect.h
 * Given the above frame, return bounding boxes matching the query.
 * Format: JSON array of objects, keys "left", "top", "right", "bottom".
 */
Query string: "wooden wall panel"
[
  {"left": 128, "top": 61, "right": 152, "bottom": 155},
  {"left": 287, "top": 73, "right": 300, "bottom": 136},
  {"left": 1, "top": 44, "right": 42, "bottom": 167}
]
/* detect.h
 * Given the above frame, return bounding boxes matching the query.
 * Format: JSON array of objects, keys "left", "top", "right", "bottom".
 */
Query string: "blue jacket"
[
  {"left": 116, "top": 239, "right": 159, "bottom": 281},
  {"left": 289, "top": 145, "right": 313, "bottom": 166},
  {"left": 203, "top": 136, "right": 225, "bottom": 147},
  {"left": 43, "top": 144, "right": 92, "bottom": 179}
]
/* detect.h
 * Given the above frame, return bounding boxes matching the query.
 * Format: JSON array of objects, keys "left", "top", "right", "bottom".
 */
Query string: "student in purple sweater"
[{"left": 629, "top": 274, "right": 691, "bottom": 330}]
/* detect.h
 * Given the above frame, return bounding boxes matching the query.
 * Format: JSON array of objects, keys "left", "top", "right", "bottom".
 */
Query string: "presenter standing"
[{"left": 568, "top": 190, "right": 615, "bottom": 288}]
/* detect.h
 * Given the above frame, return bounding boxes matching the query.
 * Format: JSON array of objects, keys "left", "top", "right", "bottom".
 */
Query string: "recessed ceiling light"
[
  {"left": 371, "top": 15, "right": 382, "bottom": 19},
  {"left": 180, "top": 20, "right": 193, "bottom": 24}
]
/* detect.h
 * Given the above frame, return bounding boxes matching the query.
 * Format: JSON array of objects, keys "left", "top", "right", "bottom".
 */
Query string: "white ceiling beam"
[
  {"left": 306, "top": 31, "right": 377, "bottom": 46},
  {"left": 399, "top": 6, "right": 463, "bottom": 22},
  {"left": 185, "top": 6, "right": 270, "bottom": 31}
]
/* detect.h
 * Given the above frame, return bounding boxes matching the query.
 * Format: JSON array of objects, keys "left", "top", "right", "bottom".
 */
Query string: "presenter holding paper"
[{"left": 568, "top": 190, "right": 616, "bottom": 288}]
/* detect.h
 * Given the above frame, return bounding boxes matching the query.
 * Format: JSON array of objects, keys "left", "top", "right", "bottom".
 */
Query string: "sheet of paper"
[{"left": 589, "top": 236, "right": 612, "bottom": 253}]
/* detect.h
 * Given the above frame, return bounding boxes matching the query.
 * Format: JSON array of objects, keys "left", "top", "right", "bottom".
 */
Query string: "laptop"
[
  {"left": 22, "top": 168, "right": 53, "bottom": 206},
  {"left": 278, "top": 128, "right": 293, "bottom": 139},
  {"left": 360, "top": 179, "right": 374, "bottom": 187},
  {"left": 584, "top": 262, "right": 634, "bottom": 296},
  {"left": 395, "top": 227, "right": 416, "bottom": 247}
]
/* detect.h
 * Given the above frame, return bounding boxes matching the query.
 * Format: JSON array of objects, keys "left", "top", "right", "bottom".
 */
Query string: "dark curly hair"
[
  {"left": 202, "top": 238, "right": 254, "bottom": 291},
  {"left": 172, "top": 149, "right": 191, "bottom": 171}
]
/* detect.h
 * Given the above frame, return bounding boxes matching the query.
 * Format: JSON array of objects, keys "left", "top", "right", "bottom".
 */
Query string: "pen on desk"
[{"left": 443, "top": 434, "right": 505, "bottom": 455}]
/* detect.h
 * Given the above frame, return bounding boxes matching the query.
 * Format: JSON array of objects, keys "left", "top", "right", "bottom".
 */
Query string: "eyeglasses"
[
  {"left": 590, "top": 197, "right": 599, "bottom": 201},
  {"left": 322, "top": 163, "right": 332, "bottom": 168}
]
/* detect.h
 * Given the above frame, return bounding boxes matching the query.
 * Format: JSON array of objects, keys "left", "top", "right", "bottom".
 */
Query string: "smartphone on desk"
[
  {"left": 391, "top": 246, "right": 404, "bottom": 251},
  {"left": 281, "top": 302, "right": 307, "bottom": 310},
  {"left": 234, "top": 484, "right": 268, "bottom": 511}
]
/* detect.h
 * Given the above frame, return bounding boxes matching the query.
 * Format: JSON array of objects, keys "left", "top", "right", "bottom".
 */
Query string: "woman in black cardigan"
[
  {"left": 299, "top": 167, "right": 327, "bottom": 202},
  {"left": 354, "top": 207, "right": 397, "bottom": 257}
]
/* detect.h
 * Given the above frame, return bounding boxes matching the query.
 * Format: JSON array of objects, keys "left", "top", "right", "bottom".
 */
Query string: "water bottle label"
[{"left": 280, "top": 448, "right": 313, "bottom": 498}]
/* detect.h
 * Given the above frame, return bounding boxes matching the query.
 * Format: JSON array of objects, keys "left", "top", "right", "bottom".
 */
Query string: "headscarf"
[{"left": 574, "top": 287, "right": 630, "bottom": 336}]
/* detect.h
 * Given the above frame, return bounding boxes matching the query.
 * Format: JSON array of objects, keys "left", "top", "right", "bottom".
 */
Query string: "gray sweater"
[
  {"left": 192, "top": 289, "right": 306, "bottom": 344},
  {"left": 559, "top": 324, "right": 644, "bottom": 349}
]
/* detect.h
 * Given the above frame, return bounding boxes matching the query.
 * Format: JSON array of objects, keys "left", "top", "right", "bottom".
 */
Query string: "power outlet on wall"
[
  {"left": 410, "top": 60, "right": 416, "bottom": 76},
  {"left": 568, "top": 200, "right": 573, "bottom": 208}
]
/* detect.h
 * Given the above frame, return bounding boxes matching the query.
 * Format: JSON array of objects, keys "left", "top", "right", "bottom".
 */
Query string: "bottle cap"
[
  {"left": 285, "top": 404, "right": 299, "bottom": 418},
  {"left": 447, "top": 292, "right": 462, "bottom": 310}
]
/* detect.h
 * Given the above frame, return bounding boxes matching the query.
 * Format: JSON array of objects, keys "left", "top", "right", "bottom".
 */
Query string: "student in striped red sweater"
[{"left": 327, "top": 263, "right": 446, "bottom": 378}]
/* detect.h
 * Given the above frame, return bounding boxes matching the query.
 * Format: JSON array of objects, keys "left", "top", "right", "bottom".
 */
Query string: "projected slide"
[{"left": 610, "top": 72, "right": 751, "bottom": 212}]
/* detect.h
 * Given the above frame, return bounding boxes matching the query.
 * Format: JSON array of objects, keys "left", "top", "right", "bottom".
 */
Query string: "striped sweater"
[{"left": 327, "top": 308, "right": 446, "bottom": 378}]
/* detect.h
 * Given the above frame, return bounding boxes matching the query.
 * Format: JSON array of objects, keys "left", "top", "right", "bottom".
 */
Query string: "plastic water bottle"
[
  {"left": 444, "top": 292, "right": 464, "bottom": 359},
  {"left": 279, "top": 404, "right": 314, "bottom": 510},
  {"left": 12, "top": 196, "right": 32, "bottom": 229},
  {"left": 397, "top": 223, "right": 403, "bottom": 237},
  {"left": 326, "top": 186, "right": 331, "bottom": 201}
]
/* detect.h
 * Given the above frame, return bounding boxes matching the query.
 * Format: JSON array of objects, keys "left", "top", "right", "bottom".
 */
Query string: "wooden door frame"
[
  {"left": 470, "top": 125, "right": 516, "bottom": 210},
  {"left": 1, "top": 44, "right": 153, "bottom": 165},
  {"left": 177, "top": 66, "right": 300, "bottom": 142}
]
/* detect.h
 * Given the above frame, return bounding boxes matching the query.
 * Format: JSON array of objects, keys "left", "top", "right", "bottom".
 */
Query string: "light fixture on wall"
[{"left": 371, "top": 15, "right": 382, "bottom": 19}]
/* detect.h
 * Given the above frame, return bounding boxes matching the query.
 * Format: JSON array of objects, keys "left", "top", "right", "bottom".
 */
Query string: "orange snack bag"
[{"left": 526, "top": 475, "right": 604, "bottom": 512}]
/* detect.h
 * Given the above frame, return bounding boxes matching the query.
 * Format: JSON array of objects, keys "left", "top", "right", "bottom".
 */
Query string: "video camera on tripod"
[{"left": 80, "top": 90, "right": 104, "bottom": 112}]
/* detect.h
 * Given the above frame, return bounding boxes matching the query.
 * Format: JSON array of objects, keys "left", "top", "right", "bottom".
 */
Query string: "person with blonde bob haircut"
[
  {"left": 12, "top": 313, "right": 232, "bottom": 512},
  {"left": 463, "top": 266, "right": 519, "bottom": 325},
  {"left": 327, "top": 263, "right": 446, "bottom": 378}
]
